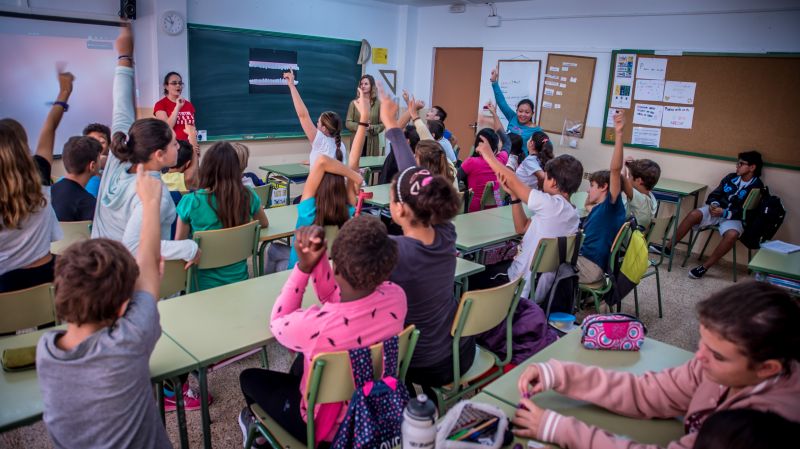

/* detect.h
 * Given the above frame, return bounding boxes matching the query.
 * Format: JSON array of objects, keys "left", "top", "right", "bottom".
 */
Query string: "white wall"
[{"left": 410, "top": 0, "right": 800, "bottom": 248}]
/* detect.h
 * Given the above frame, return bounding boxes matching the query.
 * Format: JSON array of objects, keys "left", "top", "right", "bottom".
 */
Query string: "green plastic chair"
[
  {"left": 682, "top": 188, "right": 761, "bottom": 282},
  {"left": 253, "top": 184, "right": 273, "bottom": 209},
  {"left": 528, "top": 233, "right": 583, "bottom": 315},
  {"left": 51, "top": 220, "right": 92, "bottom": 255},
  {"left": 245, "top": 326, "right": 420, "bottom": 449},
  {"left": 430, "top": 276, "right": 525, "bottom": 414},
  {"left": 578, "top": 222, "right": 631, "bottom": 312},
  {"left": 159, "top": 259, "right": 189, "bottom": 299},
  {"left": 460, "top": 188, "right": 474, "bottom": 215},
  {"left": 632, "top": 215, "right": 675, "bottom": 318},
  {"left": 187, "top": 220, "right": 261, "bottom": 293},
  {"left": 570, "top": 191, "right": 587, "bottom": 210},
  {"left": 479, "top": 181, "right": 497, "bottom": 210},
  {"left": 0, "top": 283, "right": 56, "bottom": 334}
]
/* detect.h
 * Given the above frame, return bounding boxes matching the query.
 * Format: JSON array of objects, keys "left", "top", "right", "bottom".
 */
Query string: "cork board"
[
  {"left": 539, "top": 54, "right": 596, "bottom": 138},
  {"left": 602, "top": 50, "right": 800, "bottom": 171}
]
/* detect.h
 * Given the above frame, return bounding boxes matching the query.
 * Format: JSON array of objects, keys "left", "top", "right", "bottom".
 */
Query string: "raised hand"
[
  {"left": 283, "top": 69, "right": 296, "bottom": 86},
  {"left": 135, "top": 164, "right": 163, "bottom": 206},
  {"left": 356, "top": 90, "right": 371, "bottom": 121},
  {"left": 294, "top": 226, "right": 327, "bottom": 274},
  {"left": 490, "top": 67, "right": 499, "bottom": 83},
  {"left": 485, "top": 101, "right": 497, "bottom": 117},
  {"left": 115, "top": 21, "right": 133, "bottom": 57},
  {"left": 475, "top": 135, "right": 494, "bottom": 159},
  {"left": 377, "top": 82, "right": 399, "bottom": 129},
  {"left": 613, "top": 109, "right": 626, "bottom": 135}
]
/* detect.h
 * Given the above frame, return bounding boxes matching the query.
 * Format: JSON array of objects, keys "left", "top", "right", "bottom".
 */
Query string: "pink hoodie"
[{"left": 532, "top": 358, "right": 800, "bottom": 449}]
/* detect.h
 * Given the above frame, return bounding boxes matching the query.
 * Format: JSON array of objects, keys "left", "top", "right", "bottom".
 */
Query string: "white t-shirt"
[
  {"left": 0, "top": 186, "right": 62, "bottom": 276},
  {"left": 438, "top": 137, "right": 457, "bottom": 163},
  {"left": 516, "top": 156, "right": 543, "bottom": 190},
  {"left": 507, "top": 189, "right": 580, "bottom": 298},
  {"left": 309, "top": 130, "right": 348, "bottom": 166},
  {"left": 625, "top": 188, "right": 657, "bottom": 229}
]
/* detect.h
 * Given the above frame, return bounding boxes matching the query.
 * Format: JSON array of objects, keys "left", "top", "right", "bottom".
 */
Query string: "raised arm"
[
  {"left": 348, "top": 92, "right": 370, "bottom": 172},
  {"left": 475, "top": 136, "right": 532, "bottom": 203},
  {"left": 487, "top": 102, "right": 511, "bottom": 152},
  {"left": 283, "top": 70, "right": 317, "bottom": 142},
  {"left": 302, "top": 155, "right": 363, "bottom": 202},
  {"left": 112, "top": 22, "right": 135, "bottom": 137},
  {"left": 622, "top": 156, "right": 635, "bottom": 201},
  {"left": 378, "top": 83, "right": 415, "bottom": 171},
  {"left": 490, "top": 67, "right": 515, "bottom": 122},
  {"left": 35, "top": 69, "right": 74, "bottom": 164},
  {"left": 133, "top": 167, "right": 163, "bottom": 299},
  {"left": 609, "top": 110, "right": 624, "bottom": 203},
  {"left": 405, "top": 92, "right": 433, "bottom": 141}
]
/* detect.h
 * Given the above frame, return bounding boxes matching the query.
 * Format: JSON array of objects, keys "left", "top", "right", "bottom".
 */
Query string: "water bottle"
[{"left": 402, "top": 394, "right": 437, "bottom": 449}]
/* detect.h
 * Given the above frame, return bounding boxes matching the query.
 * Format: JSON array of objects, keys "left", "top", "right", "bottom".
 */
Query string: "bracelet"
[
  {"left": 53, "top": 101, "right": 69, "bottom": 111},
  {"left": 118, "top": 55, "right": 133, "bottom": 60},
  {"left": 358, "top": 121, "right": 370, "bottom": 127},
  {"left": 510, "top": 198, "right": 521, "bottom": 205}
]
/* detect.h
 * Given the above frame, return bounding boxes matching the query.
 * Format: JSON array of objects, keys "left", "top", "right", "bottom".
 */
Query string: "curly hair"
[
  {"left": 0, "top": 119, "right": 46, "bottom": 230},
  {"left": 54, "top": 239, "right": 139, "bottom": 325},
  {"left": 391, "top": 167, "right": 460, "bottom": 226},
  {"left": 331, "top": 216, "right": 397, "bottom": 291}
]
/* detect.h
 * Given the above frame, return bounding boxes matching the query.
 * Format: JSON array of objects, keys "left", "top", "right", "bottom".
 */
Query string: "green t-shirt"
[{"left": 176, "top": 188, "right": 261, "bottom": 291}]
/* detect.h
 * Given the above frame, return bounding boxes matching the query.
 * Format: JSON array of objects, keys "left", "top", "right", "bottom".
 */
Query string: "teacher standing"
[
  {"left": 345, "top": 74, "right": 383, "bottom": 156},
  {"left": 154, "top": 71, "right": 196, "bottom": 141}
]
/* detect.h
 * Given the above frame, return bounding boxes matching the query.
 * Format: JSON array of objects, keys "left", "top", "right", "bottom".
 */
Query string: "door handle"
[{"left": 468, "top": 122, "right": 477, "bottom": 130}]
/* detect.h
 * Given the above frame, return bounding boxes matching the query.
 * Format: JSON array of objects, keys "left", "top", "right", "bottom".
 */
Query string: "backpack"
[
  {"left": 332, "top": 336, "right": 409, "bottom": 449},
  {"left": 740, "top": 189, "right": 786, "bottom": 250},
  {"left": 607, "top": 227, "right": 649, "bottom": 308},
  {"left": 541, "top": 236, "right": 581, "bottom": 317}
]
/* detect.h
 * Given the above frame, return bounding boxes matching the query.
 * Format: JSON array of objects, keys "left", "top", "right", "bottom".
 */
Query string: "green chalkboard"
[{"left": 187, "top": 23, "right": 362, "bottom": 141}]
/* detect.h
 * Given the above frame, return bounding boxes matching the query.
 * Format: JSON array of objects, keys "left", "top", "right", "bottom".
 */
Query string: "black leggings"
[
  {"left": 240, "top": 362, "right": 307, "bottom": 444},
  {"left": 0, "top": 256, "right": 55, "bottom": 293},
  {"left": 405, "top": 340, "right": 476, "bottom": 398}
]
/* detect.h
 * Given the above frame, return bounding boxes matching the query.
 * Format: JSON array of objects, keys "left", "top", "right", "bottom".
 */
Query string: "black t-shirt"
[
  {"left": 34, "top": 155, "right": 52, "bottom": 186},
  {"left": 51, "top": 178, "right": 96, "bottom": 222}
]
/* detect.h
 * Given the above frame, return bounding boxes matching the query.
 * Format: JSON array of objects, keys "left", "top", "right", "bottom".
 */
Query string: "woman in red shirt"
[{"left": 153, "top": 71, "right": 195, "bottom": 141}]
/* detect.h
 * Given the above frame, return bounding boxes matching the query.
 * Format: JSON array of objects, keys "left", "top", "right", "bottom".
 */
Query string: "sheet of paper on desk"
[{"left": 760, "top": 240, "right": 800, "bottom": 254}]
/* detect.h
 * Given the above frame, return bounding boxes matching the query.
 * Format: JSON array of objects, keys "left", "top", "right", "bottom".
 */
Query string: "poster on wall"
[
  {"left": 610, "top": 53, "right": 635, "bottom": 108},
  {"left": 636, "top": 58, "right": 668, "bottom": 80},
  {"left": 633, "top": 103, "right": 664, "bottom": 127},
  {"left": 631, "top": 126, "right": 661, "bottom": 146},
  {"left": 634, "top": 79, "right": 665, "bottom": 101},
  {"left": 662, "top": 106, "right": 695, "bottom": 129},
  {"left": 248, "top": 48, "right": 298, "bottom": 93},
  {"left": 663, "top": 81, "right": 697, "bottom": 104}
]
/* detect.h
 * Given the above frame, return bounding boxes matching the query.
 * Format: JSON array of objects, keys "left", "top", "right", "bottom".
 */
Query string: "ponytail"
[
  {"left": 110, "top": 119, "right": 173, "bottom": 164},
  {"left": 531, "top": 131, "right": 554, "bottom": 167},
  {"left": 319, "top": 111, "right": 344, "bottom": 162}
]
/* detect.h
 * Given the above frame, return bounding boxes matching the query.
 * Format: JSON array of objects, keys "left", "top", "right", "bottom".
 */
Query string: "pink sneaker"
[{"left": 164, "top": 383, "right": 213, "bottom": 412}]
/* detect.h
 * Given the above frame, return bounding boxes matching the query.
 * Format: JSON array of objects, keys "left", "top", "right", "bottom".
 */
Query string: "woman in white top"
[{"left": 0, "top": 71, "right": 73, "bottom": 293}]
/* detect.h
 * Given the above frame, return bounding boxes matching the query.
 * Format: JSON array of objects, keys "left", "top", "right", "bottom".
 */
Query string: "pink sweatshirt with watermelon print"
[
  {"left": 270, "top": 253, "right": 407, "bottom": 444},
  {"left": 531, "top": 358, "right": 800, "bottom": 449}
]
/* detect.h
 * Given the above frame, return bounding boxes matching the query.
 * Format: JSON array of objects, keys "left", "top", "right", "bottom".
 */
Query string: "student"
[
  {"left": 623, "top": 155, "right": 660, "bottom": 229},
  {"left": 37, "top": 167, "right": 172, "bottom": 449},
  {"left": 470, "top": 138, "right": 583, "bottom": 300},
  {"left": 176, "top": 141, "right": 270, "bottom": 291},
  {"left": 0, "top": 69, "right": 72, "bottom": 293},
  {"left": 82, "top": 122, "right": 111, "bottom": 197},
  {"left": 232, "top": 142, "right": 264, "bottom": 188},
  {"left": 512, "top": 281, "right": 800, "bottom": 449},
  {"left": 239, "top": 218, "right": 406, "bottom": 445},
  {"left": 504, "top": 133, "right": 525, "bottom": 171},
  {"left": 426, "top": 119, "right": 458, "bottom": 163},
  {"left": 577, "top": 111, "right": 627, "bottom": 284},
  {"left": 92, "top": 24, "right": 199, "bottom": 266},
  {"left": 490, "top": 66, "right": 542, "bottom": 147},
  {"left": 693, "top": 408, "right": 800, "bottom": 449},
  {"left": 153, "top": 71, "right": 196, "bottom": 141},
  {"left": 378, "top": 86, "right": 471, "bottom": 392},
  {"left": 161, "top": 139, "right": 195, "bottom": 192},
  {"left": 345, "top": 74, "right": 383, "bottom": 156},
  {"left": 458, "top": 127, "right": 508, "bottom": 212},
  {"left": 651, "top": 151, "right": 764, "bottom": 279},
  {"left": 51, "top": 136, "right": 101, "bottom": 221},
  {"left": 283, "top": 70, "right": 347, "bottom": 166},
  {"left": 425, "top": 104, "right": 457, "bottom": 149},
  {"left": 516, "top": 132, "right": 554, "bottom": 190},
  {"left": 403, "top": 95, "right": 457, "bottom": 186}
]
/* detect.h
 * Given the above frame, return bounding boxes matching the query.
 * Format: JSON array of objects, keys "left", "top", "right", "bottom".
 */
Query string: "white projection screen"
[{"left": 0, "top": 14, "right": 119, "bottom": 155}]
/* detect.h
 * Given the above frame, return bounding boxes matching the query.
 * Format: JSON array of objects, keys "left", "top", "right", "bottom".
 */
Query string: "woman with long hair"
[{"left": 345, "top": 74, "right": 383, "bottom": 156}]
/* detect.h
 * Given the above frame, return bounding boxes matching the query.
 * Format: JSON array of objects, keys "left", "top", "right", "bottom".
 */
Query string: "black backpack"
[
  {"left": 542, "top": 236, "right": 581, "bottom": 317},
  {"left": 740, "top": 188, "right": 786, "bottom": 250}
]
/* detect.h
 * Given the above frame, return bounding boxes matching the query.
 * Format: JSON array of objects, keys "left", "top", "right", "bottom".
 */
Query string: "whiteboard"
[{"left": 496, "top": 59, "right": 542, "bottom": 128}]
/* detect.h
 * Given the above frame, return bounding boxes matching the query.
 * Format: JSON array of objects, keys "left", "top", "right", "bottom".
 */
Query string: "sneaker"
[
  {"left": 238, "top": 407, "right": 268, "bottom": 449},
  {"left": 689, "top": 265, "right": 707, "bottom": 279},
  {"left": 649, "top": 243, "right": 672, "bottom": 256},
  {"left": 164, "top": 383, "right": 212, "bottom": 412}
]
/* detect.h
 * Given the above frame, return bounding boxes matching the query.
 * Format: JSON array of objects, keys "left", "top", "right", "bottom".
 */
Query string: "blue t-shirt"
[
  {"left": 287, "top": 197, "right": 355, "bottom": 268},
  {"left": 491, "top": 82, "right": 543, "bottom": 153},
  {"left": 580, "top": 193, "right": 626, "bottom": 271}
]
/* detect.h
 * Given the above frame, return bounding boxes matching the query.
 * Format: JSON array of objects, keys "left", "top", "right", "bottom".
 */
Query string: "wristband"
[
  {"left": 118, "top": 55, "right": 133, "bottom": 61},
  {"left": 510, "top": 198, "right": 521, "bottom": 205},
  {"left": 358, "top": 121, "right": 370, "bottom": 127},
  {"left": 53, "top": 101, "right": 69, "bottom": 111}
]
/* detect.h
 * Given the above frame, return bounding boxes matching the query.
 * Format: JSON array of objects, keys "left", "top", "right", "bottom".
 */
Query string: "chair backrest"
[
  {"left": 51, "top": 221, "right": 92, "bottom": 255},
  {"left": 193, "top": 220, "right": 260, "bottom": 269},
  {"left": 253, "top": 184, "right": 272, "bottom": 209},
  {"left": 0, "top": 283, "right": 56, "bottom": 334},
  {"left": 529, "top": 233, "right": 583, "bottom": 275},
  {"left": 742, "top": 188, "right": 761, "bottom": 222},
  {"left": 570, "top": 191, "right": 587, "bottom": 210},
  {"left": 461, "top": 188, "right": 474, "bottom": 214},
  {"left": 451, "top": 276, "right": 524, "bottom": 338},
  {"left": 306, "top": 326, "right": 419, "bottom": 405},
  {"left": 608, "top": 222, "right": 632, "bottom": 274},
  {"left": 159, "top": 259, "right": 189, "bottom": 298},
  {"left": 361, "top": 167, "right": 373, "bottom": 186},
  {"left": 479, "top": 181, "right": 497, "bottom": 210},
  {"left": 645, "top": 215, "right": 675, "bottom": 245}
]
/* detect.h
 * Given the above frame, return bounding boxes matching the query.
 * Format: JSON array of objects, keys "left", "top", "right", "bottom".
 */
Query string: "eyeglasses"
[
  {"left": 736, "top": 161, "right": 751, "bottom": 167},
  {"left": 168, "top": 81, "right": 184, "bottom": 86}
]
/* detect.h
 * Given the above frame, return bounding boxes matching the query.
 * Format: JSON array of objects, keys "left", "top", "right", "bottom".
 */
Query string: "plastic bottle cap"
[{"left": 406, "top": 394, "right": 436, "bottom": 420}]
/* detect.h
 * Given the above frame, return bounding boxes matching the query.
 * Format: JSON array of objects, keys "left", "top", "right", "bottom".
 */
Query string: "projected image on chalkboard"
[{"left": 248, "top": 48, "right": 299, "bottom": 93}]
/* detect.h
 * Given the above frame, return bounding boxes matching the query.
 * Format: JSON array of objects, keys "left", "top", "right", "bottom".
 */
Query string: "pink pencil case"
[{"left": 580, "top": 313, "right": 647, "bottom": 351}]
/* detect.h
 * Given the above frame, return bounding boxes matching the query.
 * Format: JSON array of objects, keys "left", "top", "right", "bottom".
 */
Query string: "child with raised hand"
[
  {"left": 512, "top": 281, "right": 800, "bottom": 449},
  {"left": 516, "top": 132, "right": 554, "bottom": 190},
  {"left": 402, "top": 92, "right": 457, "bottom": 185},
  {"left": 458, "top": 105, "right": 509, "bottom": 212},
  {"left": 490, "top": 66, "right": 542, "bottom": 147},
  {"left": 176, "top": 141, "right": 269, "bottom": 291},
  {"left": 239, "top": 217, "right": 406, "bottom": 445},
  {"left": 377, "top": 85, "right": 472, "bottom": 393},
  {"left": 613, "top": 110, "right": 660, "bottom": 229},
  {"left": 283, "top": 69, "right": 347, "bottom": 165},
  {"left": 92, "top": 22, "right": 199, "bottom": 266},
  {"left": 37, "top": 167, "right": 172, "bottom": 449},
  {"left": 0, "top": 67, "right": 73, "bottom": 292}
]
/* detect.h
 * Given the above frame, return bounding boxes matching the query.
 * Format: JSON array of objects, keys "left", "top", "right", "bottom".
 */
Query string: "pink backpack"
[{"left": 580, "top": 313, "right": 646, "bottom": 351}]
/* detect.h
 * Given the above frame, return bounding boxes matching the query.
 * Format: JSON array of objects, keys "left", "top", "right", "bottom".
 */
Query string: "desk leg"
[
  {"left": 199, "top": 367, "right": 212, "bottom": 449},
  {"left": 257, "top": 241, "right": 268, "bottom": 276},
  {"left": 666, "top": 196, "right": 682, "bottom": 272},
  {"left": 174, "top": 377, "right": 190, "bottom": 449},
  {"left": 156, "top": 381, "right": 166, "bottom": 426}
]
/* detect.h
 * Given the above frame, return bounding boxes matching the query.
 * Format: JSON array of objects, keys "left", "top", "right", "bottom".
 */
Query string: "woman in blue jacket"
[{"left": 490, "top": 66, "right": 542, "bottom": 152}]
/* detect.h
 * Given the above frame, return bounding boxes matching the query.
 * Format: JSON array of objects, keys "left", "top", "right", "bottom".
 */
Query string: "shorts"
[{"left": 696, "top": 206, "right": 743, "bottom": 236}]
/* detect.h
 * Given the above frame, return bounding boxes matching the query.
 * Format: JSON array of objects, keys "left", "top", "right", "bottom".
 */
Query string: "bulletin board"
[
  {"left": 538, "top": 54, "right": 596, "bottom": 138},
  {"left": 602, "top": 50, "right": 800, "bottom": 170}
]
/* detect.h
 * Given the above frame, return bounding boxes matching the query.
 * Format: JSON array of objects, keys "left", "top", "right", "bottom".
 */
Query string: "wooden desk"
[{"left": 363, "top": 183, "right": 392, "bottom": 208}]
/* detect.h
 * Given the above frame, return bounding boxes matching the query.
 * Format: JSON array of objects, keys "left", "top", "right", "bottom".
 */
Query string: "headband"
[{"left": 396, "top": 167, "right": 433, "bottom": 204}]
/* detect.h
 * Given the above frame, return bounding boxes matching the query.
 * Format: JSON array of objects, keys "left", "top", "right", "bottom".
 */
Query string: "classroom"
[{"left": 1, "top": 1, "right": 799, "bottom": 448}]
